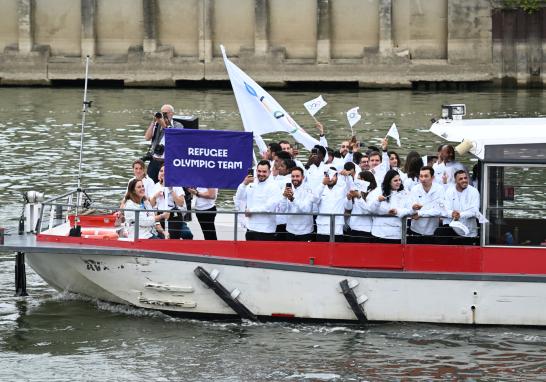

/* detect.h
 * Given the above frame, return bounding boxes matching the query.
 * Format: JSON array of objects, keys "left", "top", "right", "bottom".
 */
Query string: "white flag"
[
  {"left": 346, "top": 107, "right": 361, "bottom": 128},
  {"left": 476, "top": 211, "right": 489, "bottom": 224},
  {"left": 386, "top": 122, "right": 401, "bottom": 147},
  {"left": 304, "top": 95, "right": 327, "bottom": 116},
  {"left": 221, "top": 45, "right": 320, "bottom": 150}
]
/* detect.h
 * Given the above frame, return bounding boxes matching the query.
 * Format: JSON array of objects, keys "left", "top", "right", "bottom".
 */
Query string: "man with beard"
[
  {"left": 235, "top": 160, "right": 281, "bottom": 241},
  {"left": 435, "top": 170, "right": 480, "bottom": 245},
  {"left": 278, "top": 167, "right": 315, "bottom": 241}
]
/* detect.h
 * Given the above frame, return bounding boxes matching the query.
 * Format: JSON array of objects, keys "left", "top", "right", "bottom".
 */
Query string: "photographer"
[{"left": 144, "top": 104, "right": 184, "bottom": 182}]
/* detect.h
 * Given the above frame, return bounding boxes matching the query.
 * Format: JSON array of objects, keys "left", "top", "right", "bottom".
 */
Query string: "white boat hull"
[{"left": 26, "top": 250, "right": 546, "bottom": 325}]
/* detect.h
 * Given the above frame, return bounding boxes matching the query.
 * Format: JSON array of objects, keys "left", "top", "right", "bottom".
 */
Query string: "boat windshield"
[{"left": 483, "top": 164, "right": 546, "bottom": 247}]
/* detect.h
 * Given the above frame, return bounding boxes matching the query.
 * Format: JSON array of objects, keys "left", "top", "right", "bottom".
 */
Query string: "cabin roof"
[{"left": 429, "top": 118, "right": 546, "bottom": 160}]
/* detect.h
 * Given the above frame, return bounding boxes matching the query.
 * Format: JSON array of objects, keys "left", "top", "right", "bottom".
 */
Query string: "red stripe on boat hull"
[{"left": 36, "top": 234, "right": 546, "bottom": 275}]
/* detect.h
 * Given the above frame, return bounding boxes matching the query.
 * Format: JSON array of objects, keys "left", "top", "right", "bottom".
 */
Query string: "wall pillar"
[
  {"left": 254, "top": 0, "right": 269, "bottom": 55},
  {"left": 316, "top": 0, "right": 330, "bottom": 63},
  {"left": 143, "top": 0, "right": 157, "bottom": 53},
  {"left": 17, "top": 0, "right": 34, "bottom": 53},
  {"left": 81, "top": 0, "right": 96, "bottom": 57},
  {"left": 199, "top": 0, "right": 213, "bottom": 62},
  {"left": 379, "top": 0, "right": 393, "bottom": 54}
]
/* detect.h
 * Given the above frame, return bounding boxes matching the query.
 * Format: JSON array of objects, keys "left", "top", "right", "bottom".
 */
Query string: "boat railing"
[{"left": 35, "top": 187, "right": 542, "bottom": 246}]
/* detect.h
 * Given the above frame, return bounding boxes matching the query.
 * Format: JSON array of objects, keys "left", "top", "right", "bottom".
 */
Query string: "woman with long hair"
[
  {"left": 370, "top": 169, "right": 412, "bottom": 243},
  {"left": 345, "top": 171, "right": 379, "bottom": 242},
  {"left": 403, "top": 154, "right": 424, "bottom": 191},
  {"left": 123, "top": 178, "right": 168, "bottom": 239},
  {"left": 150, "top": 165, "right": 192, "bottom": 240}
]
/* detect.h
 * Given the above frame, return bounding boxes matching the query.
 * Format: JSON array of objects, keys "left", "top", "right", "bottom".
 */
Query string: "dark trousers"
[
  {"left": 196, "top": 206, "right": 217, "bottom": 240},
  {"left": 344, "top": 228, "right": 373, "bottom": 243},
  {"left": 316, "top": 234, "right": 344, "bottom": 242},
  {"left": 147, "top": 158, "right": 164, "bottom": 183},
  {"left": 275, "top": 224, "right": 288, "bottom": 241},
  {"left": 246, "top": 230, "right": 276, "bottom": 241},
  {"left": 161, "top": 212, "right": 193, "bottom": 240},
  {"left": 371, "top": 236, "right": 401, "bottom": 244},
  {"left": 286, "top": 232, "right": 314, "bottom": 242},
  {"left": 406, "top": 230, "right": 433, "bottom": 244},
  {"left": 433, "top": 225, "right": 479, "bottom": 245}
]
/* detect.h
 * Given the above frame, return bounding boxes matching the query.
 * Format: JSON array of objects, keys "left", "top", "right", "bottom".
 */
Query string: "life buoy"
[{"left": 81, "top": 228, "right": 119, "bottom": 240}]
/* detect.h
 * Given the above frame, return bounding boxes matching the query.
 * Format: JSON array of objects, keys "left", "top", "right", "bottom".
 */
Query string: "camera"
[
  {"left": 247, "top": 168, "right": 254, "bottom": 176},
  {"left": 285, "top": 182, "right": 292, "bottom": 188},
  {"left": 154, "top": 144, "right": 165, "bottom": 156},
  {"left": 154, "top": 111, "right": 162, "bottom": 119},
  {"left": 311, "top": 148, "right": 318, "bottom": 155}
]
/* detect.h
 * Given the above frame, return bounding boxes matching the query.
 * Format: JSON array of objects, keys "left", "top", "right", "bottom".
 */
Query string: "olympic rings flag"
[
  {"left": 221, "top": 45, "right": 320, "bottom": 150},
  {"left": 304, "top": 95, "right": 327, "bottom": 117}
]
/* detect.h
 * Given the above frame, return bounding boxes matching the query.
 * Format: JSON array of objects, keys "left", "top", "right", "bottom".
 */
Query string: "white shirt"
[
  {"left": 235, "top": 177, "right": 281, "bottom": 233},
  {"left": 124, "top": 199, "right": 157, "bottom": 240},
  {"left": 441, "top": 185, "right": 480, "bottom": 237},
  {"left": 344, "top": 188, "right": 379, "bottom": 233},
  {"left": 271, "top": 174, "right": 291, "bottom": 225},
  {"left": 403, "top": 176, "right": 420, "bottom": 192},
  {"left": 433, "top": 161, "right": 466, "bottom": 186},
  {"left": 370, "top": 189, "right": 412, "bottom": 240},
  {"left": 314, "top": 182, "right": 350, "bottom": 236},
  {"left": 278, "top": 183, "right": 314, "bottom": 235},
  {"left": 195, "top": 187, "right": 217, "bottom": 210},
  {"left": 151, "top": 183, "right": 186, "bottom": 210},
  {"left": 409, "top": 182, "right": 444, "bottom": 235}
]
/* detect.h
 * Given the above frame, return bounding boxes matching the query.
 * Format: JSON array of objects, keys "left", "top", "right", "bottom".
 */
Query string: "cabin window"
[{"left": 484, "top": 164, "right": 546, "bottom": 247}]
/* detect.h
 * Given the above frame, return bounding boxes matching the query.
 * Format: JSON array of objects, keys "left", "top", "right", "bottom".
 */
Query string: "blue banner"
[{"left": 164, "top": 129, "right": 253, "bottom": 189}]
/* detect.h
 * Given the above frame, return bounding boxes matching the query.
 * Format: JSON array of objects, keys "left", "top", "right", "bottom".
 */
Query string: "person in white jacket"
[
  {"left": 408, "top": 166, "right": 444, "bottom": 243},
  {"left": 435, "top": 170, "right": 480, "bottom": 245},
  {"left": 278, "top": 167, "right": 315, "bottom": 241},
  {"left": 123, "top": 179, "right": 169, "bottom": 240},
  {"left": 313, "top": 167, "right": 351, "bottom": 242},
  {"left": 370, "top": 169, "right": 412, "bottom": 243},
  {"left": 345, "top": 171, "right": 379, "bottom": 242},
  {"left": 235, "top": 160, "right": 281, "bottom": 241}
]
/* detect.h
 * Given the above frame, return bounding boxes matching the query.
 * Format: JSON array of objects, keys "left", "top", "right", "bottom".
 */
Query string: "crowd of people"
[{"left": 122, "top": 104, "right": 481, "bottom": 245}]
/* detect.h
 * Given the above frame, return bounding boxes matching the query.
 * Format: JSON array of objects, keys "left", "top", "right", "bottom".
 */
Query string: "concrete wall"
[{"left": 0, "top": 0, "right": 543, "bottom": 87}]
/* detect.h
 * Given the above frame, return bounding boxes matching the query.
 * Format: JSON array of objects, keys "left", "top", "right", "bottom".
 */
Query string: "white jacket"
[
  {"left": 441, "top": 185, "right": 480, "bottom": 237},
  {"left": 314, "top": 182, "right": 350, "bottom": 236},
  {"left": 278, "top": 184, "right": 314, "bottom": 235},
  {"left": 409, "top": 182, "right": 444, "bottom": 235},
  {"left": 370, "top": 189, "right": 412, "bottom": 240},
  {"left": 124, "top": 199, "right": 157, "bottom": 240},
  {"left": 235, "top": 178, "right": 281, "bottom": 233},
  {"left": 344, "top": 188, "right": 379, "bottom": 233}
]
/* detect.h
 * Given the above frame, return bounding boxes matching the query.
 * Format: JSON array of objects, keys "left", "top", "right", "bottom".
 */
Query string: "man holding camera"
[{"left": 144, "top": 104, "right": 184, "bottom": 183}]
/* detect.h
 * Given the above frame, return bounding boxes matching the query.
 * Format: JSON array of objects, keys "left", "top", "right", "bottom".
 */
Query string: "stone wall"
[{"left": 0, "top": 0, "right": 543, "bottom": 87}]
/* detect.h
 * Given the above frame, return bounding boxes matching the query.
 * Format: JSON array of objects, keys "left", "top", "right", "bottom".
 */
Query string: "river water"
[{"left": 0, "top": 86, "right": 545, "bottom": 381}]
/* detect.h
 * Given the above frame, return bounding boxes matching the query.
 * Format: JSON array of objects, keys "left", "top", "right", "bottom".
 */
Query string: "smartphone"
[
  {"left": 247, "top": 168, "right": 254, "bottom": 176},
  {"left": 285, "top": 182, "right": 292, "bottom": 188},
  {"left": 324, "top": 171, "right": 329, "bottom": 177}
]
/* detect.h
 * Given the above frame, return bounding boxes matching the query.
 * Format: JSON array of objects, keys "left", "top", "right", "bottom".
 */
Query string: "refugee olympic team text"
[{"left": 171, "top": 147, "right": 242, "bottom": 169}]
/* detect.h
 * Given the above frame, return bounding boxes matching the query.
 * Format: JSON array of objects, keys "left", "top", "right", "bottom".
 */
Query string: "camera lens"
[{"left": 154, "top": 112, "right": 162, "bottom": 118}]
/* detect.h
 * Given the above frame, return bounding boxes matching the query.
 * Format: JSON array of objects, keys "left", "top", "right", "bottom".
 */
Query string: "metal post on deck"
[
  {"left": 329, "top": 214, "right": 335, "bottom": 242},
  {"left": 134, "top": 210, "right": 140, "bottom": 241},
  {"left": 401, "top": 217, "right": 408, "bottom": 245},
  {"left": 233, "top": 212, "right": 238, "bottom": 241},
  {"left": 15, "top": 252, "right": 28, "bottom": 297}
]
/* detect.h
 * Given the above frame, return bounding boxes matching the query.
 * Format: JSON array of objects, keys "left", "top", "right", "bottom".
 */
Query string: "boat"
[{"left": 2, "top": 103, "right": 545, "bottom": 325}]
